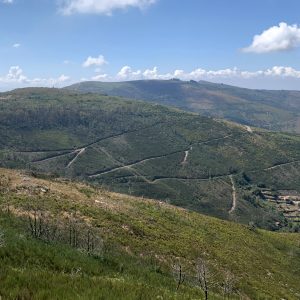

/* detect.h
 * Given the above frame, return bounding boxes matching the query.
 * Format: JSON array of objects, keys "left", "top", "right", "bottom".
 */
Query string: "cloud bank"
[
  {"left": 113, "top": 65, "right": 300, "bottom": 81},
  {"left": 60, "top": 0, "right": 156, "bottom": 15},
  {"left": 243, "top": 22, "right": 300, "bottom": 53},
  {"left": 0, "top": 66, "right": 70, "bottom": 88},
  {"left": 3, "top": 65, "right": 300, "bottom": 91}
]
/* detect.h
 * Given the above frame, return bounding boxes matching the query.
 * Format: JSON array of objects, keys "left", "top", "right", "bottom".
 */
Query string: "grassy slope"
[
  {"left": 1, "top": 88, "right": 300, "bottom": 228},
  {"left": 0, "top": 168, "right": 300, "bottom": 299},
  {"left": 66, "top": 80, "right": 300, "bottom": 133}
]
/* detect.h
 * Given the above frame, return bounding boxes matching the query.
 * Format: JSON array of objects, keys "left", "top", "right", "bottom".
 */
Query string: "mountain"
[
  {"left": 1, "top": 88, "right": 300, "bottom": 230},
  {"left": 66, "top": 79, "right": 300, "bottom": 133},
  {"left": 0, "top": 168, "right": 300, "bottom": 299}
]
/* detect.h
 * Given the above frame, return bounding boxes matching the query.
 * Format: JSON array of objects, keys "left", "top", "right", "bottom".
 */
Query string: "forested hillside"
[
  {"left": 66, "top": 80, "right": 300, "bottom": 133},
  {"left": 1, "top": 88, "right": 300, "bottom": 229}
]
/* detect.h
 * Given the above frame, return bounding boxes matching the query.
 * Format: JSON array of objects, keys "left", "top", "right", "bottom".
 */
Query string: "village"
[{"left": 261, "top": 189, "right": 300, "bottom": 225}]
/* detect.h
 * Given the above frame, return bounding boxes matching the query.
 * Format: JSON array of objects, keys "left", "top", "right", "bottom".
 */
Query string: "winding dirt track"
[
  {"left": 21, "top": 122, "right": 165, "bottom": 164},
  {"left": 229, "top": 175, "right": 237, "bottom": 214},
  {"left": 88, "top": 134, "right": 233, "bottom": 178},
  {"left": 67, "top": 148, "right": 86, "bottom": 168},
  {"left": 245, "top": 125, "right": 253, "bottom": 133},
  {"left": 32, "top": 151, "right": 74, "bottom": 163},
  {"left": 263, "top": 160, "right": 300, "bottom": 171},
  {"left": 181, "top": 146, "right": 192, "bottom": 165},
  {"left": 12, "top": 124, "right": 300, "bottom": 190},
  {"left": 17, "top": 121, "right": 166, "bottom": 154}
]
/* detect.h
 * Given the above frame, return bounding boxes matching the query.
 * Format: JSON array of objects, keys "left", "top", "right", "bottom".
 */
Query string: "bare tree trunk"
[
  {"left": 196, "top": 258, "right": 215, "bottom": 300},
  {"left": 0, "top": 229, "right": 4, "bottom": 247},
  {"left": 172, "top": 262, "right": 185, "bottom": 291}
]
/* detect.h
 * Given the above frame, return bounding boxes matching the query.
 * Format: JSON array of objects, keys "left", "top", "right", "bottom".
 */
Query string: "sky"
[{"left": 1, "top": 0, "right": 300, "bottom": 90}]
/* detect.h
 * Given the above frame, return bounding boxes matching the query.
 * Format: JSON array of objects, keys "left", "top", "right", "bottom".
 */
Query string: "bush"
[
  {"left": 257, "top": 183, "right": 266, "bottom": 188},
  {"left": 248, "top": 221, "right": 257, "bottom": 232}
]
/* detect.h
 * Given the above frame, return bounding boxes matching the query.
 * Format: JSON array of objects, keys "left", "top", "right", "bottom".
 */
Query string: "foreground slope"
[
  {"left": 0, "top": 168, "right": 300, "bottom": 299},
  {"left": 1, "top": 88, "right": 300, "bottom": 228},
  {"left": 66, "top": 79, "right": 300, "bottom": 133}
]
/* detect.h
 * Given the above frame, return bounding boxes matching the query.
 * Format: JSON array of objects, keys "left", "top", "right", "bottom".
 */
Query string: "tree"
[
  {"left": 0, "top": 229, "right": 4, "bottom": 247},
  {"left": 27, "top": 208, "right": 58, "bottom": 242},
  {"left": 28, "top": 208, "right": 45, "bottom": 239},
  {"left": 68, "top": 212, "right": 79, "bottom": 248},
  {"left": 0, "top": 175, "right": 11, "bottom": 214},
  {"left": 172, "top": 261, "right": 185, "bottom": 291},
  {"left": 84, "top": 227, "right": 103, "bottom": 255},
  {"left": 195, "top": 258, "right": 216, "bottom": 300},
  {"left": 220, "top": 271, "right": 235, "bottom": 299}
]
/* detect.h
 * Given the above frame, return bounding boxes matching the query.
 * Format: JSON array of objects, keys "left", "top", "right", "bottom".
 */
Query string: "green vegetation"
[
  {"left": 66, "top": 79, "right": 300, "bottom": 133},
  {"left": 1, "top": 88, "right": 300, "bottom": 229},
  {"left": 0, "top": 168, "right": 300, "bottom": 299}
]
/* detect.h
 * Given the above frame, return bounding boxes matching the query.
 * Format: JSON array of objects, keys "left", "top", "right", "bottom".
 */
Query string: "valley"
[
  {"left": 1, "top": 88, "right": 300, "bottom": 230},
  {"left": 2, "top": 2, "right": 300, "bottom": 299}
]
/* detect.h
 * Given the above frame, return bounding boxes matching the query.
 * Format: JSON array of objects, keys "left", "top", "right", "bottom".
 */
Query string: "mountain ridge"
[{"left": 66, "top": 79, "right": 300, "bottom": 133}]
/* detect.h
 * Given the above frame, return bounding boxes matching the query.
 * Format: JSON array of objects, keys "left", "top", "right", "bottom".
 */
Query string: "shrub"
[{"left": 248, "top": 221, "right": 257, "bottom": 232}]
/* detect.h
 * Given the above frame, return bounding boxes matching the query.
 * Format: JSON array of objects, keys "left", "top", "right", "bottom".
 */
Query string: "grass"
[
  {"left": 0, "top": 216, "right": 203, "bottom": 300},
  {"left": 0, "top": 168, "right": 300, "bottom": 299}
]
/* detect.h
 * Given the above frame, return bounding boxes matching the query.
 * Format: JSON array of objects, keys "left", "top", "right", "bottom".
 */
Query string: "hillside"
[
  {"left": 0, "top": 168, "right": 300, "bottom": 299},
  {"left": 66, "top": 80, "right": 300, "bottom": 133},
  {"left": 1, "top": 88, "right": 300, "bottom": 229}
]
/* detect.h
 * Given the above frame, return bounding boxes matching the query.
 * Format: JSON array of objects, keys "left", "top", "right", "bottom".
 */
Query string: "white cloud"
[
  {"left": 243, "top": 22, "right": 300, "bottom": 53},
  {"left": 60, "top": 0, "right": 156, "bottom": 15},
  {"left": 0, "top": 66, "right": 71, "bottom": 88},
  {"left": 4, "top": 66, "right": 27, "bottom": 82},
  {"left": 82, "top": 55, "right": 107, "bottom": 68},
  {"left": 12, "top": 43, "right": 21, "bottom": 48},
  {"left": 91, "top": 74, "right": 109, "bottom": 81},
  {"left": 57, "top": 74, "right": 70, "bottom": 82},
  {"left": 115, "top": 65, "right": 300, "bottom": 81},
  {"left": 263, "top": 66, "right": 300, "bottom": 78},
  {"left": 117, "top": 66, "right": 141, "bottom": 80},
  {"left": 1, "top": 0, "right": 13, "bottom": 4}
]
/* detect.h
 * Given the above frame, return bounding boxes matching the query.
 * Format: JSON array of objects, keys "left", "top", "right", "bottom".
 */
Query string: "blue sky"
[{"left": 1, "top": 0, "right": 300, "bottom": 90}]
